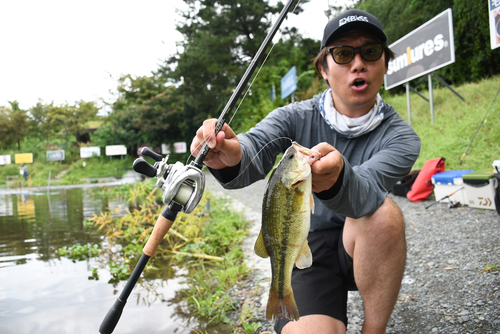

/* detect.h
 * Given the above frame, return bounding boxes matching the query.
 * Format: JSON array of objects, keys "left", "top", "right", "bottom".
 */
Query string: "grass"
[
  {"left": 0, "top": 155, "right": 136, "bottom": 188},
  {"left": 382, "top": 75, "right": 500, "bottom": 171},
  {"left": 62, "top": 179, "right": 251, "bottom": 326}
]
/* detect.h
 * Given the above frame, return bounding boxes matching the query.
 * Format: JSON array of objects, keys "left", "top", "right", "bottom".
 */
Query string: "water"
[{"left": 0, "top": 188, "right": 197, "bottom": 334}]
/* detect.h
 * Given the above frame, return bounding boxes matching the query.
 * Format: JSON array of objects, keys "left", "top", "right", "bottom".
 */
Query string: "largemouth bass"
[{"left": 254, "top": 142, "right": 320, "bottom": 321}]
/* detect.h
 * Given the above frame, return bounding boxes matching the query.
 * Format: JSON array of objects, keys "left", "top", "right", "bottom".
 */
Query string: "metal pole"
[
  {"left": 428, "top": 73, "right": 434, "bottom": 124},
  {"left": 47, "top": 171, "right": 51, "bottom": 194},
  {"left": 434, "top": 74, "right": 465, "bottom": 101},
  {"left": 409, "top": 85, "right": 429, "bottom": 102},
  {"left": 406, "top": 82, "right": 412, "bottom": 125}
]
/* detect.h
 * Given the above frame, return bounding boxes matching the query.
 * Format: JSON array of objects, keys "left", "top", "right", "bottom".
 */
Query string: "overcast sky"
[{"left": 0, "top": 0, "right": 344, "bottom": 110}]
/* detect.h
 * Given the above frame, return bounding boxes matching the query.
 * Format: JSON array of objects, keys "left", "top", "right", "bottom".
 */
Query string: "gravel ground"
[{"left": 204, "top": 171, "right": 500, "bottom": 334}]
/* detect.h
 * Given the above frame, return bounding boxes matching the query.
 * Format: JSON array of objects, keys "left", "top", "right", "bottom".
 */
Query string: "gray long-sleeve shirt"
[{"left": 211, "top": 93, "right": 421, "bottom": 231}]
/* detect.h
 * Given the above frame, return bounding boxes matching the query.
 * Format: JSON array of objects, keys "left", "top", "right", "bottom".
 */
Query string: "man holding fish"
[{"left": 191, "top": 8, "right": 420, "bottom": 334}]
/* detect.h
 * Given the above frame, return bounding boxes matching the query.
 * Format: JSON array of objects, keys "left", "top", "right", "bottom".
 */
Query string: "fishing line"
[
  {"left": 220, "top": 136, "right": 293, "bottom": 187},
  {"left": 226, "top": 0, "right": 302, "bottom": 127}
]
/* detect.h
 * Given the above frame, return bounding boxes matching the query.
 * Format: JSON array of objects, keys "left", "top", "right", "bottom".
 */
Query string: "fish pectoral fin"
[
  {"left": 295, "top": 240, "right": 313, "bottom": 269},
  {"left": 254, "top": 230, "right": 269, "bottom": 258},
  {"left": 310, "top": 193, "right": 315, "bottom": 214}
]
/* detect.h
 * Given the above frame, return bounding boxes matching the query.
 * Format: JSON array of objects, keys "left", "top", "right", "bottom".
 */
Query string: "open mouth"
[{"left": 353, "top": 79, "right": 366, "bottom": 87}]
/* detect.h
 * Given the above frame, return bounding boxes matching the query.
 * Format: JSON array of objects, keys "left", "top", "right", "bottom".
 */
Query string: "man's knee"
[
  {"left": 344, "top": 197, "right": 405, "bottom": 255},
  {"left": 370, "top": 197, "right": 405, "bottom": 238}
]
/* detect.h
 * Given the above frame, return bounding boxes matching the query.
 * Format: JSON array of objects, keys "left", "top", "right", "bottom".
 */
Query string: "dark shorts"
[{"left": 274, "top": 228, "right": 357, "bottom": 333}]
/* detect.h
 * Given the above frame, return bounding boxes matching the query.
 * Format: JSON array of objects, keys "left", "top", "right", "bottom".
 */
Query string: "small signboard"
[
  {"left": 15, "top": 153, "right": 33, "bottom": 164},
  {"left": 161, "top": 143, "right": 171, "bottom": 154},
  {"left": 0, "top": 155, "right": 11, "bottom": 165},
  {"left": 385, "top": 9, "right": 455, "bottom": 90},
  {"left": 46, "top": 150, "right": 65, "bottom": 161},
  {"left": 489, "top": 0, "right": 500, "bottom": 50},
  {"left": 80, "top": 146, "right": 101, "bottom": 158},
  {"left": 105, "top": 145, "right": 127, "bottom": 156},
  {"left": 173, "top": 142, "right": 187, "bottom": 154},
  {"left": 281, "top": 66, "right": 297, "bottom": 100}
]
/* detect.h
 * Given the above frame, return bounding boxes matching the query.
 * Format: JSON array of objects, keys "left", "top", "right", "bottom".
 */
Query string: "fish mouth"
[
  {"left": 292, "top": 142, "right": 321, "bottom": 164},
  {"left": 291, "top": 180, "right": 304, "bottom": 187}
]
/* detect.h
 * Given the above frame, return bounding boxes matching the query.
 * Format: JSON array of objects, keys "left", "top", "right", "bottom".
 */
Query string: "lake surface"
[{"left": 0, "top": 188, "right": 199, "bottom": 334}]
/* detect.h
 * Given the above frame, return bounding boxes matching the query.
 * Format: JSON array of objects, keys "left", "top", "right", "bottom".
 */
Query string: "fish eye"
[{"left": 288, "top": 154, "right": 294, "bottom": 160}]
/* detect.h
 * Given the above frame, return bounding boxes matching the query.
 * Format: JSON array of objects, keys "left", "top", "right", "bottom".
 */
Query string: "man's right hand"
[{"left": 190, "top": 119, "right": 242, "bottom": 170}]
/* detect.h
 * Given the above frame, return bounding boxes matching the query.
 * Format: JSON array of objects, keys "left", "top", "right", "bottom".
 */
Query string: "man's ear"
[{"left": 320, "top": 64, "right": 328, "bottom": 80}]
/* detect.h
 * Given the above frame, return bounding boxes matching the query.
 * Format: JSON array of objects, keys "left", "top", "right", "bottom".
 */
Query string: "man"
[
  {"left": 190, "top": 9, "right": 420, "bottom": 334},
  {"left": 20, "top": 163, "right": 28, "bottom": 181}
]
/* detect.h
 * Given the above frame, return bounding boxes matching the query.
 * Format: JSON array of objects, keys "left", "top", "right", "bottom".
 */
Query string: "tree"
[
  {"left": 160, "top": 0, "right": 309, "bottom": 138},
  {"left": 51, "top": 101, "right": 99, "bottom": 143},
  {"left": 0, "top": 101, "right": 28, "bottom": 150},
  {"left": 104, "top": 74, "right": 182, "bottom": 155},
  {"left": 29, "top": 100, "right": 61, "bottom": 146}
]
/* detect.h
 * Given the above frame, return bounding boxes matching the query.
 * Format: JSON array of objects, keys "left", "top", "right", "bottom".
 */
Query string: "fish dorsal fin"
[
  {"left": 310, "top": 193, "right": 315, "bottom": 215},
  {"left": 254, "top": 229, "right": 269, "bottom": 258},
  {"left": 295, "top": 240, "right": 312, "bottom": 269}
]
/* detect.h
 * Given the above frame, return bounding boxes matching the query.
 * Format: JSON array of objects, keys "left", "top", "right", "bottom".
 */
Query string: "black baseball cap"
[{"left": 320, "top": 9, "right": 387, "bottom": 50}]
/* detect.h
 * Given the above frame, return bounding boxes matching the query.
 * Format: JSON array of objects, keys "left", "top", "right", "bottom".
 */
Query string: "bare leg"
[
  {"left": 343, "top": 196, "right": 406, "bottom": 334},
  {"left": 282, "top": 314, "right": 346, "bottom": 334}
]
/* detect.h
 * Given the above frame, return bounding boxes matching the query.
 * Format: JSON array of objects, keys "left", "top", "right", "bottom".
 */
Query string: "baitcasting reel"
[{"left": 132, "top": 147, "right": 205, "bottom": 214}]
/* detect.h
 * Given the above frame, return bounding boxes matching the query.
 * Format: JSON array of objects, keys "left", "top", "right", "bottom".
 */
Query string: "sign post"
[
  {"left": 105, "top": 145, "right": 127, "bottom": 160},
  {"left": 46, "top": 150, "right": 65, "bottom": 162},
  {"left": 281, "top": 66, "right": 297, "bottom": 101},
  {"left": 385, "top": 8, "right": 455, "bottom": 124},
  {"left": 81, "top": 147, "right": 101, "bottom": 158}
]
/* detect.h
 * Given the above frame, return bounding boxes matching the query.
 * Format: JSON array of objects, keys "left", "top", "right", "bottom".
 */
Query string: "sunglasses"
[{"left": 327, "top": 42, "right": 385, "bottom": 65}]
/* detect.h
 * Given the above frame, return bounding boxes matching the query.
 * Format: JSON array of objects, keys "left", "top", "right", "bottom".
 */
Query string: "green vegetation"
[
  {"left": 60, "top": 179, "right": 252, "bottom": 328},
  {"left": 57, "top": 243, "right": 100, "bottom": 261},
  {"left": 481, "top": 263, "right": 499, "bottom": 273},
  {"left": 0, "top": 153, "right": 135, "bottom": 188},
  {"left": 383, "top": 75, "right": 500, "bottom": 171}
]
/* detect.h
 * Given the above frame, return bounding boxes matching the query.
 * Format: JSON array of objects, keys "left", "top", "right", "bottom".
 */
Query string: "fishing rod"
[
  {"left": 425, "top": 186, "right": 464, "bottom": 209},
  {"left": 459, "top": 85, "right": 500, "bottom": 165},
  {"left": 99, "top": 1, "right": 299, "bottom": 333}
]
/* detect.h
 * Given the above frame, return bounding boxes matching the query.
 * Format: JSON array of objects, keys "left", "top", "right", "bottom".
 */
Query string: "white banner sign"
[
  {"left": 161, "top": 143, "right": 171, "bottom": 154},
  {"left": 0, "top": 155, "right": 11, "bottom": 165},
  {"left": 105, "top": 145, "right": 127, "bottom": 156},
  {"left": 80, "top": 146, "right": 101, "bottom": 158},
  {"left": 173, "top": 142, "right": 187, "bottom": 153}
]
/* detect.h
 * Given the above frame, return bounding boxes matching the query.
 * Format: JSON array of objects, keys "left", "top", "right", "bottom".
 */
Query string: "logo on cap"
[{"left": 339, "top": 15, "right": 369, "bottom": 26}]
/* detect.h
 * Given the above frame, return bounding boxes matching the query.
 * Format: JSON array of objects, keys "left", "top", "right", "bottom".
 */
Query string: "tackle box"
[
  {"left": 431, "top": 170, "right": 473, "bottom": 204},
  {"left": 463, "top": 169, "right": 499, "bottom": 210}
]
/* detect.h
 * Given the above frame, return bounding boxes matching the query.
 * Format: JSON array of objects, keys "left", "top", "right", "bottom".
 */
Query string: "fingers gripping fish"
[{"left": 254, "top": 142, "right": 319, "bottom": 321}]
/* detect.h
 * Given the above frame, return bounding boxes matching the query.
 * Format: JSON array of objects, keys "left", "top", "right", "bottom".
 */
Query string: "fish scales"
[{"left": 254, "top": 142, "right": 317, "bottom": 321}]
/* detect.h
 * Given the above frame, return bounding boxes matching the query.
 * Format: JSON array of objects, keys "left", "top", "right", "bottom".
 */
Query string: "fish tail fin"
[{"left": 266, "top": 287, "right": 300, "bottom": 321}]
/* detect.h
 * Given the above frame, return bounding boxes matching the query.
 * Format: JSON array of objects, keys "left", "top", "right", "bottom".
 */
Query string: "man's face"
[{"left": 321, "top": 31, "right": 387, "bottom": 118}]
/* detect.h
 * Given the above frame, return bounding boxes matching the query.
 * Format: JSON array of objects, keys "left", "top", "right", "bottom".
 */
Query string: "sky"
[{"left": 0, "top": 0, "right": 345, "bottom": 111}]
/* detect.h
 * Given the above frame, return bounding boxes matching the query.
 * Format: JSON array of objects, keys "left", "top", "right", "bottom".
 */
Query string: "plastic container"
[
  {"left": 493, "top": 160, "right": 500, "bottom": 172},
  {"left": 463, "top": 170, "right": 498, "bottom": 210},
  {"left": 431, "top": 170, "right": 473, "bottom": 204}
]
